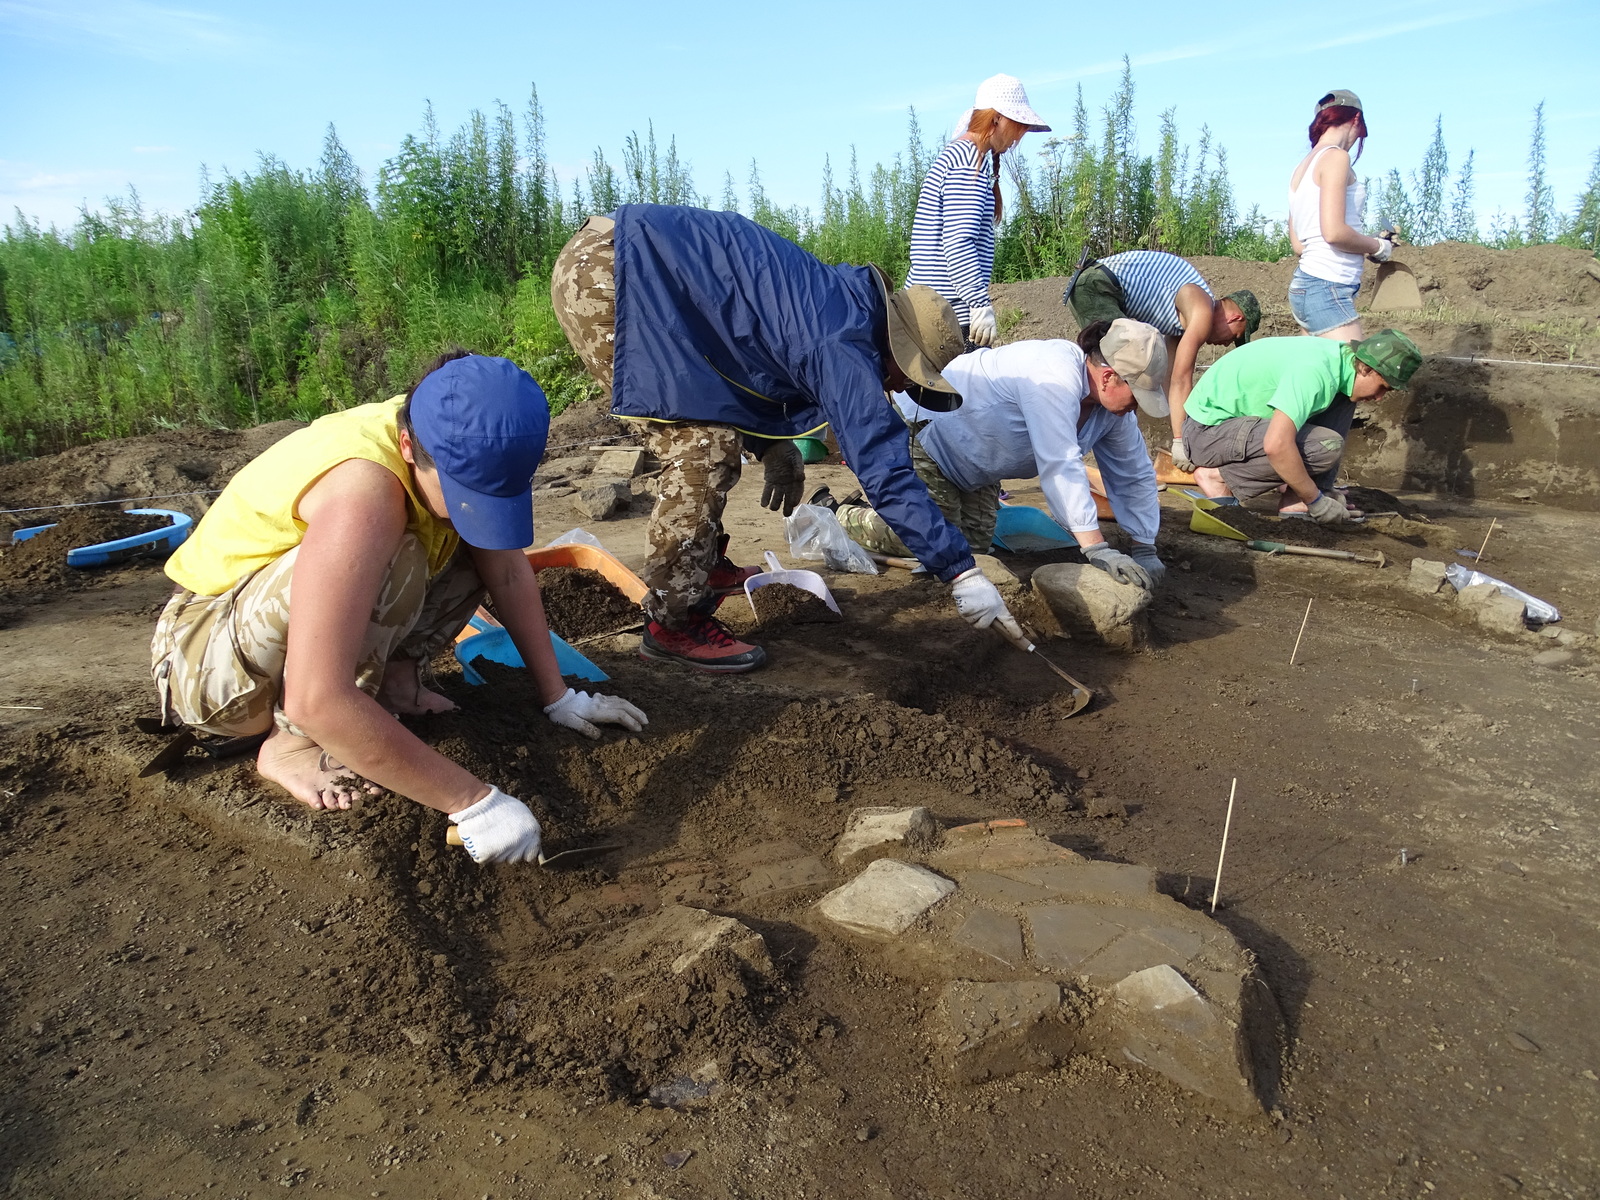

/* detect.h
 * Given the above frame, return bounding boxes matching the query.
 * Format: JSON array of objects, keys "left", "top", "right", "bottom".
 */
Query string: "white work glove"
[
  {"left": 544, "top": 687, "right": 649, "bottom": 739},
  {"left": 1083, "top": 543, "right": 1155, "bottom": 591},
  {"left": 1129, "top": 542, "right": 1167, "bottom": 587},
  {"left": 449, "top": 787, "right": 542, "bottom": 864},
  {"left": 951, "top": 566, "right": 1025, "bottom": 643},
  {"left": 967, "top": 304, "right": 998, "bottom": 347},
  {"left": 1307, "top": 492, "right": 1352, "bottom": 525},
  {"left": 1369, "top": 236, "right": 1395, "bottom": 263},
  {"left": 1169, "top": 437, "right": 1196, "bottom": 474}
]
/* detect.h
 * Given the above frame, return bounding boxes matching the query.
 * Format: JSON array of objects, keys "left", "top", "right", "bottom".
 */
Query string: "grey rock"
[
  {"left": 605, "top": 905, "right": 774, "bottom": 978},
  {"left": 972, "top": 553, "right": 1021, "bottom": 593},
  {"left": 1407, "top": 558, "right": 1450, "bottom": 595},
  {"left": 952, "top": 908, "right": 1025, "bottom": 967},
  {"left": 1031, "top": 562, "right": 1151, "bottom": 651},
  {"left": 1531, "top": 649, "right": 1575, "bottom": 668},
  {"left": 1027, "top": 904, "right": 1124, "bottom": 972},
  {"left": 573, "top": 480, "right": 632, "bottom": 521},
  {"left": 833, "top": 806, "right": 937, "bottom": 866},
  {"left": 592, "top": 448, "right": 646, "bottom": 479},
  {"left": 817, "top": 859, "right": 956, "bottom": 938},
  {"left": 1476, "top": 592, "right": 1529, "bottom": 637},
  {"left": 931, "top": 980, "right": 1080, "bottom": 1084}
]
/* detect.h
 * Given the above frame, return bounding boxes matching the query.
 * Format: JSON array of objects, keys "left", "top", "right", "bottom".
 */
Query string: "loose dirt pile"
[
  {"left": 535, "top": 566, "right": 639, "bottom": 640},
  {"left": 0, "top": 508, "right": 168, "bottom": 593},
  {"left": 748, "top": 582, "right": 841, "bottom": 629}
]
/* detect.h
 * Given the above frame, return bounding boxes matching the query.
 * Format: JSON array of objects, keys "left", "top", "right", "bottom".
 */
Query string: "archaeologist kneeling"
[
  {"left": 817, "top": 319, "right": 1172, "bottom": 592},
  {"left": 150, "top": 352, "right": 647, "bottom": 863},
  {"left": 1182, "top": 329, "right": 1422, "bottom": 522},
  {"left": 550, "top": 203, "right": 1024, "bottom": 672}
]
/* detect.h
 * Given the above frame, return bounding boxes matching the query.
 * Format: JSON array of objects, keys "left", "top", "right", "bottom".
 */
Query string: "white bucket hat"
[{"left": 953, "top": 73, "right": 1051, "bottom": 138}]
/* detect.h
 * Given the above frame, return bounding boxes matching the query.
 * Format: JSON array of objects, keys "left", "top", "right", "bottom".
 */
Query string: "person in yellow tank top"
[{"left": 150, "top": 351, "right": 648, "bottom": 864}]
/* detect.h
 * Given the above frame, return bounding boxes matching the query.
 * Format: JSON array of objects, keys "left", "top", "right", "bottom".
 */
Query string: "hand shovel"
[
  {"left": 993, "top": 623, "right": 1093, "bottom": 716},
  {"left": 1370, "top": 223, "right": 1422, "bottom": 311},
  {"left": 444, "top": 825, "right": 621, "bottom": 868}
]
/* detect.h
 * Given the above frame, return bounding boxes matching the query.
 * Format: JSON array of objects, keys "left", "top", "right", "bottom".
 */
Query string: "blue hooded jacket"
[{"left": 609, "top": 204, "right": 975, "bottom": 583}]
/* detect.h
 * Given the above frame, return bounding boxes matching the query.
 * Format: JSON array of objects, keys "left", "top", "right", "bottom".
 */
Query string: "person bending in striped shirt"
[{"left": 1065, "top": 249, "right": 1260, "bottom": 473}]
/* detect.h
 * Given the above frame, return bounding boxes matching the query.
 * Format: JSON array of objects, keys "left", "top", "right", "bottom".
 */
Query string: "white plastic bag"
[
  {"left": 544, "top": 527, "right": 606, "bottom": 550},
  {"left": 784, "top": 504, "right": 879, "bottom": 575},
  {"left": 1445, "top": 563, "right": 1559, "bottom": 624}
]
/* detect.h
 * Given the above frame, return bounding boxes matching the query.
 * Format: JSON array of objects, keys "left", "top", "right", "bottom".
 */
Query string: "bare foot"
[
  {"left": 377, "top": 657, "right": 458, "bottom": 716},
  {"left": 1192, "top": 467, "right": 1233, "bottom": 499},
  {"left": 256, "top": 728, "right": 382, "bottom": 810}
]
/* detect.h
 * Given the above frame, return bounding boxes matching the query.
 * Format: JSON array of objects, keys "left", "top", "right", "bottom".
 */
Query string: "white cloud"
[{"left": 0, "top": 0, "right": 251, "bottom": 60}]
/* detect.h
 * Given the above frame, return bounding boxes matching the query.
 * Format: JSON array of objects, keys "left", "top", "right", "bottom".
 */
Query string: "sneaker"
[
  {"left": 640, "top": 616, "right": 768, "bottom": 673},
  {"left": 707, "top": 533, "right": 760, "bottom": 594},
  {"left": 807, "top": 486, "right": 838, "bottom": 513}
]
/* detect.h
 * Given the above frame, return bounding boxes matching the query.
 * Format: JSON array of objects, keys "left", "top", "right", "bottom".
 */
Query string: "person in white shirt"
[{"left": 814, "top": 320, "right": 1171, "bottom": 591}]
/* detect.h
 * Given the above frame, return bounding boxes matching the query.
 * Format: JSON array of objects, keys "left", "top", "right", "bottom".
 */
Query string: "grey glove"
[
  {"left": 760, "top": 440, "right": 806, "bottom": 517},
  {"left": 1307, "top": 491, "right": 1352, "bottom": 525},
  {"left": 1129, "top": 542, "right": 1167, "bottom": 587},
  {"left": 1169, "top": 437, "right": 1196, "bottom": 474},
  {"left": 1083, "top": 543, "right": 1155, "bottom": 591}
]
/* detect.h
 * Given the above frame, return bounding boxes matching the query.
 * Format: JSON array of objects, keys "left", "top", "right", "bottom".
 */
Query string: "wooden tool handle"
[
  {"left": 446, "top": 826, "right": 463, "bottom": 846},
  {"left": 867, "top": 552, "right": 923, "bottom": 570}
]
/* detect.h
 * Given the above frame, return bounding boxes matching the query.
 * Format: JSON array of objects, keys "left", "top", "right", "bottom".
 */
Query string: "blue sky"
[{"left": 2, "top": 0, "right": 1596, "bottom": 237}]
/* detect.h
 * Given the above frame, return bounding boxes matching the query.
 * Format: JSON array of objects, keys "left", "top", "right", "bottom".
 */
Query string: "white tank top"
[{"left": 1290, "top": 146, "right": 1367, "bottom": 286}]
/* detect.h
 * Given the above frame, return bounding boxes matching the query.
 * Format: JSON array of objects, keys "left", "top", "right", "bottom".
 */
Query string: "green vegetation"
[{"left": 2, "top": 70, "right": 1596, "bottom": 462}]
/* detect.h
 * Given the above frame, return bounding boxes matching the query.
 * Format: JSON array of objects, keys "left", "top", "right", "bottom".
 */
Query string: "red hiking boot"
[
  {"left": 640, "top": 615, "right": 768, "bottom": 673},
  {"left": 707, "top": 533, "right": 760, "bottom": 594}
]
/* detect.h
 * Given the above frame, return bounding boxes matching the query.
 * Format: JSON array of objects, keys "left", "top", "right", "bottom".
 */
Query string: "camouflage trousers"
[
  {"left": 638, "top": 423, "right": 744, "bottom": 627},
  {"left": 551, "top": 214, "right": 617, "bottom": 392},
  {"left": 150, "top": 535, "right": 484, "bottom": 738},
  {"left": 837, "top": 421, "right": 1001, "bottom": 557}
]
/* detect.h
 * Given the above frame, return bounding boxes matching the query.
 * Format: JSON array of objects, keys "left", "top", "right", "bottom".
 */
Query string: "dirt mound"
[
  {"left": 536, "top": 566, "right": 640, "bottom": 640},
  {"left": 0, "top": 509, "right": 168, "bottom": 593},
  {"left": 749, "top": 582, "right": 842, "bottom": 629}
]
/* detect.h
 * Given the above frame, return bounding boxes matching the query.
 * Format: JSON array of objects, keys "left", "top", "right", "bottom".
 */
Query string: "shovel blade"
[
  {"left": 1030, "top": 648, "right": 1093, "bottom": 716},
  {"left": 1371, "top": 261, "right": 1422, "bottom": 310}
]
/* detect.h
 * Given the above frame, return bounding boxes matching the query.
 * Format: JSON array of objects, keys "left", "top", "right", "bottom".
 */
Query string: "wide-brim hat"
[
  {"left": 974, "top": 73, "right": 1051, "bottom": 132},
  {"left": 1101, "top": 319, "right": 1170, "bottom": 418},
  {"left": 869, "top": 268, "right": 966, "bottom": 413}
]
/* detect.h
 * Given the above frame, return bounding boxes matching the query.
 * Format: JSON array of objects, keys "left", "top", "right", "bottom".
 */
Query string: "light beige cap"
[{"left": 1101, "top": 319, "right": 1170, "bottom": 417}]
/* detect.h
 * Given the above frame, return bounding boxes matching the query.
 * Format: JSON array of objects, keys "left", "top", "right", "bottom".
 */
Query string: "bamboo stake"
[
  {"left": 1475, "top": 517, "right": 1498, "bottom": 564},
  {"left": 0, "top": 705, "right": 43, "bottom": 710},
  {"left": 1211, "top": 778, "right": 1238, "bottom": 914},
  {"left": 1289, "top": 597, "right": 1314, "bottom": 667}
]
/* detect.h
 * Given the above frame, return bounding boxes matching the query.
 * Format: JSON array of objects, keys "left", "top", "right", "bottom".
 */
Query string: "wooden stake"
[
  {"left": 1475, "top": 517, "right": 1498, "bottom": 564},
  {"left": 0, "top": 705, "right": 43, "bottom": 710},
  {"left": 1211, "top": 778, "right": 1238, "bottom": 914},
  {"left": 1289, "top": 597, "right": 1314, "bottom": 667}
]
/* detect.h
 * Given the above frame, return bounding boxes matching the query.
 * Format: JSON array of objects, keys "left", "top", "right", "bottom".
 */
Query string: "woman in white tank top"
[{"left": 1286, "top": 90, "right": 1397, "bottom": 339}]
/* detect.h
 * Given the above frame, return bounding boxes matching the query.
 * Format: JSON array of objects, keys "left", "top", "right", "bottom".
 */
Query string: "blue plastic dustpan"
[
  {"left": 12, "top": 507, "right": 194, "bottom": 566},
  {"left": 991, "top": 504, "right": 1074, "bottom": 553},
  {"left": 454, "top": 617, "right": 608, "bottom": 686}
]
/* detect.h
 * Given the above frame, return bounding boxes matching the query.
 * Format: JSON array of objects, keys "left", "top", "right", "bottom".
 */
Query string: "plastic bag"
[
  {"left": 1445, "top": 563, "right": 1560, "bottom": 624},
  {"left": 784, "top": 504, "right": 879, "bottom": 575},
  {"left": 544, "top": 527, "right": 606, "bottom": 550}
]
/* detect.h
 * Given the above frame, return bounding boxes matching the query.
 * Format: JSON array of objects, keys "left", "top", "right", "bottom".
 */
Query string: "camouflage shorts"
[
  {"left": 836, "top": 421, "right": 1000, "bottom": 557},
  {"left": 150, "top": 535, "right": 485, "bottom": 738},
  {"left": 638, "top": 422, "right": 744, "bottom": 627},
  {"left": 551, "top": 214, "right": 617, "bottom": 392}
]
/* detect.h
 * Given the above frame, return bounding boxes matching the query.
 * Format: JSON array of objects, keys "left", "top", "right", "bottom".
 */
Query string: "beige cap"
[
  {"left": 870, "top": 269, "right": 966, "bottom": 410},
  {"left": 1100, "top": 319, "right": 1170, "bottom": 418},
  {"left": 1316, "top": 89, "right": 1363, "bottom": 114}
]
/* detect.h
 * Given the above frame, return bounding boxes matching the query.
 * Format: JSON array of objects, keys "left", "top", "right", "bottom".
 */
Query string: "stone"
[
  {"left": 1454, "top": 581, "right": 1499, "bottom": 612},
  {"left": 738, "top": 856, "right": 833, "bottom": 899},
  {"left": 1027, "top": 904, "right": 1124, "bottom": 972},
  {"left": 931, "top": 981, "right": 1080, "bottom": 1085},
  {"left": 1000, "top": 860, "right": 1157, "bottom": 903},
  {"left": 1031, "top": 562, "right": 1151, "bottom": 651},
  {"left": 1476, "top": 592, "right": 1529, "bottom": 637},
  {"left": 592, "top": 448, "right": 646, "bottom": 479},
  {"left": 1101, "top": 965, "right": 1259, "bottom": 1114},
  {"left": 952, "top": 908, "right": 1025, "bottom": 967},
  {"left": 1080, "top": 931, "right": 1199, "bottom": 984},
  {"left": 1531, "top": 649, "right": 1575, "bottom": 668},
  {"left": 574, "top": 480, "right": 632, "bottom": 521},
  {"left": 1086, "top": 796, "right": 1128, "bottom": 819},
  {"left": 972, "top": 553, "right": 1020, "bottom": 592},
  {"left": 833, "top": 806, "right": 937, "bottom": 866},
  {"left": 956, "top": 870, "right": 1051, "bottom": 906},
  {"left": 817, "top": 859, "right": 956, "bottom": 938},
  {"left": 538, "top": 455, "right": 595, "bottom": 482},
  {"left": 1407, "top": 558, "right": 1450, "bottom": 595},
  {"left": 605, "top": 905, "right": 774, "bottom": 979}
]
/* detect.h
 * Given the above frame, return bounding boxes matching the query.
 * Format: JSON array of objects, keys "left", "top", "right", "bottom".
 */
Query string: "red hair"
[
  {"left": 1309, "top": 105, "right": 1368, "bottom": 162},
  {"left": 964, "top": 108, "right": 1007, "bottom": 225}
]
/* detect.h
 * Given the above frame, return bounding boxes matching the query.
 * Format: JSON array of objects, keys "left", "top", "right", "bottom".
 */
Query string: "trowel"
[
  {"left": 444, "top": 825, "right": 621, "bottom": 868},
  {"left": 1189, "top": 497, "right": 1388, "bottom": 566},
  {"left": 993, "top": 623, "right": 1093, "bottom": 716},
  {"left": 1369, "top": 223, "right": 1422, "bottom": 311}
]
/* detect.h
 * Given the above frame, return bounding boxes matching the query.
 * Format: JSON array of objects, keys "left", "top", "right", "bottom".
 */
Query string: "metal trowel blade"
[
  {"left": 138, "top": 730, "right": 198, "bottom": 777},
  {"left": 537, "top": 843, "right": 624, "bottom": 868},
  {"left": 1032, "top": 649, "right": 1093, "bottom": 716}
]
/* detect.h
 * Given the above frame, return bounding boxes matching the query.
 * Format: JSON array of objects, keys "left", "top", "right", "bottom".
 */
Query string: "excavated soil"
[
  {"left": 746, "top": 582, "right": 842, "bottom": 629},
  {"left": 0, "top": 509, "right": 168, "bottom": 592},
  {"left": 536, "top": 567, "right": 640, "bottom": 641}
]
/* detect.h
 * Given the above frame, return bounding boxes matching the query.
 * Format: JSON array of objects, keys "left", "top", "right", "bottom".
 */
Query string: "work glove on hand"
[
  {"left": 1083, "top": 543, "right": 1156, "bottom": 591},
  {"left": 1129, "top": 542, "right": 1167, "bottom": 587},
  {"left": 450, "top": 787, "right": 542, "bottom": 864},
  {"left": 1307, "top": 491, "right": 1353, "bottom": 525},
  {"left": 1169, "top": 437, "right": 1196, "bottom": 474},
  {"left": 951, "top": 566, "right": 1025, "bottom": 644},
  {"left": 1369, "top": 236, "right": 1395, "bottom": 263},
  {"left": 760, "top": 440, "right": 806, "bottom": 517},
  {"left": 967, "top": 304, "right": 998, "bottom": 347},
  {"left": 544, "top": 687, "right": 649, "bottom": 739}
]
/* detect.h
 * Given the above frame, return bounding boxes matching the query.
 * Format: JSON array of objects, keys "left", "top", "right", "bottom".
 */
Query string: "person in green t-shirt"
[{"left": 1181, "top": 329, "right": 1421, "bottom": 523}]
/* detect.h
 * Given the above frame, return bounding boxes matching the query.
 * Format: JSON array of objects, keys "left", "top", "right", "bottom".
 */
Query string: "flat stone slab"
[
  {"left": 932, "top": 980, "right": 1079, "bottom": 1085},
  {"left": 998, "top": 861, "right": 1157, "bottom": 904},
  {"left": 817, "top": 859, "right": 956, "bottom": 938},
  {"left": 833, "top": 806, "right": 936, "bottom": 866},
  {"left": 953, "top": 908, "right": 1025, "bottom": 967},
  {"left": 738, "top": 856, "right": 833, "bottom": 899},
  {"left": 604, "top": 905, "right": 774, "bottom": 979},
  {"left": 592, "top": 448, "right": 646, "bottom": 478},
  {"left": 1027, "top": 904, "right": 1125, "bottom": 972}
]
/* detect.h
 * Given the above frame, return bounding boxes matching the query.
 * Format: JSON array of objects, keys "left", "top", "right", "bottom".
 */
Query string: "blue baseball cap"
[{"left": 408, "top": 356, "right": 549, "bottom": 550}]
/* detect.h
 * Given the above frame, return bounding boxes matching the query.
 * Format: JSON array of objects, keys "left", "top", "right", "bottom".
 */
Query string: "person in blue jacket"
[{"left": 551, "top": 204, "right": 1025, "bottom": 672}]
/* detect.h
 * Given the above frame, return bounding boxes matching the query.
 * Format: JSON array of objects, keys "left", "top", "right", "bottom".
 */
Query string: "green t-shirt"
[{"left": 1184, "top": 338, "right": 1357, "bottom": 429}]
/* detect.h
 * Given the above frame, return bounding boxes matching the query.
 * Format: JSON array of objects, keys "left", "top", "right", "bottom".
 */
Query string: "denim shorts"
[{"left": 1288, "top": 269, "right": 1361, "bottom": 335}]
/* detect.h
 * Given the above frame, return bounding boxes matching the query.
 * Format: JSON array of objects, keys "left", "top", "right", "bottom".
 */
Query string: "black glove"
[{"left": 760, "top": 440, "right": 806, "bottom": 517}]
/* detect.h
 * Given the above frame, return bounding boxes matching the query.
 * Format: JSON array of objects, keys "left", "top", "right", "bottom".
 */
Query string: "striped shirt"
[
  {"left": 906, "top": 139, "right": 996, "bottom": 324},
  {"left": 1098, "top": 251, "right": 1212, "bottom": 338}
]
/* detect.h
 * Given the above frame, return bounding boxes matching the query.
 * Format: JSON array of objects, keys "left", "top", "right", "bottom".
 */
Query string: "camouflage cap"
[
  {"left": 1352, "top": 328, "right": 1423, "bottom": 388},
  {"left": 1224, "top": 290, "right": 1261, "bottom": 345},
  {"left": 1316, "top": 89, "right": 1363, "bottom": 114}
]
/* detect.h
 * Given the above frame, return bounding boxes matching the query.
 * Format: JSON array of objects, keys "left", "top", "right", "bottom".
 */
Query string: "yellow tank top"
[{"left": 165, "top": 397, "right": 460, "bottom": 596}]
